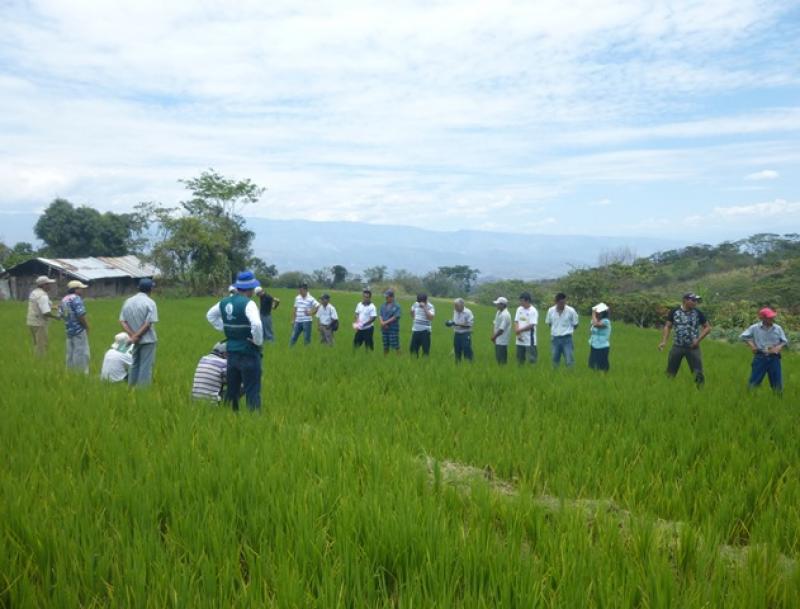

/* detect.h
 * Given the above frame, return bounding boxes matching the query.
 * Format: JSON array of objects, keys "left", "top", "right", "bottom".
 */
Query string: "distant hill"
[{"left": 0, "top": 212, "right": 684, "bottom": 279}]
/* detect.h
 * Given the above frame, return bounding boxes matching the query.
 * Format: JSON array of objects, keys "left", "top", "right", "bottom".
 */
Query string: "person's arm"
[
  {"left": 572, "top": 308, "right": 579, "bottom": 329},
  {"left": 591, "top": 310, "right": 605, "bottom": 328},
  {"left": 456, "top": 311, "right": 474, "bottom": 328},
  {"left": 310, "top": 298, "right": 320, "bottom": 316},
  {"left": 74, "top": 299, "right": 89, "bottom": 332},
  {"left": 38, "top": 295, "right": 58, "bottom": 319},
  {"left": 244, "top": 301, "right": 263, "bottom": 346},
  {"left": 290, "top": 299, "right": 296, "bottom": 325},
  {"left": 425, "top": 304, "right": 435, "bottom": 320},
  {"left": 272, "top": 298, "right": 280, "bottom": 311},
  {"left": 490, "top": 316, "right": 506, "bottom": 342},
  {"left": 658, "top": 322, "right": 672, "bottom": 350},
  {"left": 740, "top": 325, "right": 758, "bottom": 353},
  {"left": 691, "top": 319, "right": 712, "bottom": 349},
  {"left": 206, "top": 303, "right": 224, "bottom": 332},
  {"left": 331, "top": 306, "right": 339, "bottom": 321},
  {"left": 769, "top": 329, "right": 788, "bottom": 354}
]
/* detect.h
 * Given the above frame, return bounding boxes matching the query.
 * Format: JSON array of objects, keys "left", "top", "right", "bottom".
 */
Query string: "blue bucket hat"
[{"left": 233, "top": 270, "right": 260, "bottom": 291}]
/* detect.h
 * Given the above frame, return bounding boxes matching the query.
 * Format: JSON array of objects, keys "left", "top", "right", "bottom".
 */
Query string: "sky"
[{"left": 1, "top": 0, "right": 799, "bottom": 242}]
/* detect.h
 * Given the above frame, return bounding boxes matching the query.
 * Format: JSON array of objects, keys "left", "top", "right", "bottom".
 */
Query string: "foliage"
[
  {"left": 34, "top": 198, "right": 147, "bottom": 257},
  {"left": 139, "top": 170, "right": 266, "bottom": 295},
  {"left": 273, "top": 270, "right": 312, "bottom": 289},
  {"left": 364, "top": 265, "right": 387, "bottom": 283},
  {"left": 437, "top": 265, "right": 480, "bottom": 293},
  {"left": 474, "top": 279, "right": 539, "bottom": 306},
  {"left": 0, "top": 241, "right": 38, "bottom": 269}
]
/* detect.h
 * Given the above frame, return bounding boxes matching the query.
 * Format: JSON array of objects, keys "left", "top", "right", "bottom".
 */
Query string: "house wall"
[{"left": 10, "top": 273, "right": 142, "bottom": 301}]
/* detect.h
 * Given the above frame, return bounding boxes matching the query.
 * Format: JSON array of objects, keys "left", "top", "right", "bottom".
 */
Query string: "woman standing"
[{"left": 589, "top": 303, "right": 611, "bottom": 371}]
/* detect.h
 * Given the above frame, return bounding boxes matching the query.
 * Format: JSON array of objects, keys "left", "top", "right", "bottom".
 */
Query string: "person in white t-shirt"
[
  {"left": 353, "top": 289, "right": 378, "bottom": 350},
  {"left": 545, "top": 292, "right": 579, "bottom": 367},
  {"left": 514, "top": 292, "right": 539, "bottom": 365},
  {"left": 490, "top": 296, "right": 512, "bottom": 364},
  {"left": 446, "top": 298, "right": 474, "bottom": 362},
  {"left": 410, "top": 293, "right": 435, "bottom": 357},
  {"left": 100, "top": 332, "right": 134, "bottom": 382},
  {"left": 26, "top": 275, "right": 58, "bottom": 358},
  {"left": 290, "top": 282, "right": 319, "bottom": 347},
  {"left": 315, "top": 293, "right": 339, "bottom": 346}
]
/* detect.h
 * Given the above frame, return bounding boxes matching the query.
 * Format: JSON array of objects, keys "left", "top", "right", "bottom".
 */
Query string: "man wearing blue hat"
[
  {"left": 206, "top": 270, "right": 264, "bottom": 411},
  {"left": 120, "top": 277, "right": 159, "bottom": 386}
]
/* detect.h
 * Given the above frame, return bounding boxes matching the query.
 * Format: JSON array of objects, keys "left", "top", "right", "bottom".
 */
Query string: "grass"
[{"left": 1, "top": 289, "right": 798, "bottom": 608}]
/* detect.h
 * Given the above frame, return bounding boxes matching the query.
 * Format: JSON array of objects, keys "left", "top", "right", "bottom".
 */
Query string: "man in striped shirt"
[
  {"left": 192, "top": 342, "right": 228, "bottom": 402},
  {"left": 289, "top": 282, "right": 319, "bottom": 347}
]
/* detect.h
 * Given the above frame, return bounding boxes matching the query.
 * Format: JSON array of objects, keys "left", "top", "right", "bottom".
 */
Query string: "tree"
[
  {"left": 0, "top": 241, "right": 37, "bottom": 268},
  {"left": 248, "top": 257, "right": 278, "bottom": 284},
  {"left": 311, "top": 268, "right": 333, "bottom": 287},
  {"left": 364, "top": 265, "right": 387, "bottom": 283},
  {"left": 139, "top": 169, "right": 266, "bottom": 294},
  {"left": 331, "top": 265, "right": 348, "bottom": 286},
  {"left": 437, "top": 265, "right": 480, "bottom": 293},
  {"left": 34, "top": 198, "right": 146, "bottom": 257}
]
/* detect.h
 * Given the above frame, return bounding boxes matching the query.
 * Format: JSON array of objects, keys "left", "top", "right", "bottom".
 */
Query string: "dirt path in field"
[{"left": 423, "top": 456, "right": 797, "bottom": 576}]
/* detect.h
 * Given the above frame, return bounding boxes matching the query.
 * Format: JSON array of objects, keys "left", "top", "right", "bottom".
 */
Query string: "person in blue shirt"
[
  {"left": 588, "top": 302, "right": 611, "bottom": 372},
  {"left": 740, "top": 307, "right": 789, "bottom": 394},
  {"left": 206, "top": 270, "right": 264, "bottom": 412},
  {"left": 59, "top": 280, "right": 90, "bottom": 373}
]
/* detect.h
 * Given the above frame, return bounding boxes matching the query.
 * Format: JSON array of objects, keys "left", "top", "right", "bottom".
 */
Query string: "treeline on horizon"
[{"left": 1, "top": 170, "right": 797, "bottom": 335}]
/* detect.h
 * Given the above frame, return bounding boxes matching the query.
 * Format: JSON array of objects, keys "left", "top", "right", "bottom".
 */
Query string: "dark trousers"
[
  {"left": 588, "top": 347, "right": 610, "bottom": 371},
  {"left": 225, "top": 351, "right": 262, "bottom": 412},
  {"left": 410, "top": 331, "right": 431, "bottom": 357},
  {"left": 516, "top": 344, "right": 538, "bottom": 365},
  {"left": 749, "top": 354, "right": 782, "bottom": 392},
  {"left": 666, "top": 345, "right": 704, "bottom": 385},
  {"left": 495, "top": 344, "right": 508, "bottom": 364},
  {"left": 354, "top": 326, "right": 374, "bottom": 350},
  {"left": 453, "top": 332, "right": 473, "bottom": 362}
]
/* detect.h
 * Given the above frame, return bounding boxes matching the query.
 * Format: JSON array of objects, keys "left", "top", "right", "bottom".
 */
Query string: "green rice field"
[{"left": 1, "top": 290, "right": 798, "bottom": 608}]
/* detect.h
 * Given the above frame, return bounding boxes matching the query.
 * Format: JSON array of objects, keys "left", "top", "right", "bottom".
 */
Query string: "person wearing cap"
[
  {"left": 289, "top": 282, "right": 319, "bottom": 347},
  {"left": 659, "top": 292, "right": 711, "bottom": 386},
  {"left": 447, "top": 298, "right": 474, "bottom": 362},
  {"left": 410, "top": 293, "right": 435, "bottom": 357},
  {"left": 315, "top": 294, "right": 339, "bottom": 346},
  {"left": 353, "top": 289, "right": 378, "bottom": 350},
  {"left": 228, "top": 285, "right": 236, "bottom": 296},
  {"left": 740, "top": 307, "right": 788, "bottom": 393},
  {"left": 588, "top": 303, "right": 612, "bottom": 372},
  {"left": 514, "top": 292, "right": 539, "bottom": 365},
  {"left": 545, "top": 292, "right": 579, "bottom": 368},
  {"left": 206, "top": 270, "right": 264, "bottom": 411},
  {"left": 490, "top": 296, "right": 512, "bottom": 364},
  {"left": 100, "top": 333, "right": 134, "bottom": 383},
  {"left": 191, "top": 342, "right": 228, "bottom": 402},
  {"left": 254, "top": 286, "right": 280, "bottom": 344},
  {"left": 379, "top": 289, "right": 402, "bottom": 355},
  {"left": 120, "top": 278, "right": 159, "bottom": 387},
  {"left": 26, "top": 275, "right": 58, "bottom": 358},
  {"left": 59, "top": 280, "right": 91, "bottom": 373}
]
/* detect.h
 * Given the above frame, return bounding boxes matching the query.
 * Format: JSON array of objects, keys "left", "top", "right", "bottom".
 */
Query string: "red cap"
[{"left": 759, "top": 307, "right": 777, "bottom": 319}]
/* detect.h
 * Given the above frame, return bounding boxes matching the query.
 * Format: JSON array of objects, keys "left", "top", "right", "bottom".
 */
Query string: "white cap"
[
  {"left": 493, "top": 296, "right": 508, "bottom": 305},
  {"left": 592, "top": 302, "right": 609, "bottom": 313},
  {"left": 67, "top": 280, "right": 88, "bottom": 289},
  {"left": 36, "top": 275, "right": 56, "bottom": 286},
  {"left": 228, "top": 285, "right": 236, "bottom": 294},
  {"left": 111, "top": 332, "right": 129, "bottom": 350},
  {"left": 254, "top": 286, "right": 264, "bottom": 295}
]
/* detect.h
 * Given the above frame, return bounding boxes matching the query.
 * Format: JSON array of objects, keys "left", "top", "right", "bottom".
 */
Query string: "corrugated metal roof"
[{"left": 36, "top": 256, "right": 160, "bottom": 281}]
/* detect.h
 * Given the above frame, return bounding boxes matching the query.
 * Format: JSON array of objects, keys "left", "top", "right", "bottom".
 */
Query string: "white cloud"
[
  {"left": 745, "top": 169, "right": 780, "bottom": 181},
  {"left": 712, "top": 199, "right": 800, "bottom": 218}
]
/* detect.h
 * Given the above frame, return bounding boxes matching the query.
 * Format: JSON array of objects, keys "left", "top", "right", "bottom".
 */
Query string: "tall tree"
[
  {"left": 437, "top": 265, "right": 480, "bottom": 293},
  {"left": 331, "top": 265, "right": 348, "bottom": 286}
]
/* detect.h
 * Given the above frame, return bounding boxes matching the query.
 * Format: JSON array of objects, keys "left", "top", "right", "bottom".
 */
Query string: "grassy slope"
[{"left": 1, "top": 291, "right": 798, "bottom": 608}]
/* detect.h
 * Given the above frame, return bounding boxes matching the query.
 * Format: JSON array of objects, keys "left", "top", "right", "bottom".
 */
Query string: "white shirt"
[
  {"left": 493, "top": 309, "right": 512, "bottom": 346},
  {"left": 514, "top": 305, "right": 539, "bottom": 347},
  {"left": 355, "top": 302, "right": 377, "bottom": 328},
  {"left": 100, "top": 348, "right": 133, "bottom": 382},
  {"left": 206, "top": 299, "right": 264, "bottom": 346},
  {"left": 27, "top": 287, "right": 52, "bottom": 326},
  {"left": 293, "top": 293, "right": 319, "bottom": 323},
  {"left": 546, "top": 305, "right": 579, "bottom": 337},
  {"left": 411, "top": 302, "right": 436, "bottom": 332},
  {"left": 316, "top": 303, "right": 339, "bottom": 325},
  {"left": 452, "top": 308, "right": 474, "bottom": 334}
]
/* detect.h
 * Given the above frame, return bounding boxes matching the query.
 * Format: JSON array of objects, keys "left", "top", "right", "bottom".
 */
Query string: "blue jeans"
[
  {"left": 749, "top": 353, "right": 783, "bottom": 392},
  {"left": 289, "top": 321, "right": 312, "bottom": 346},
  {"left": 225, "top": 351, "right": 262, "bottom": 411},
  {"left": 260, "top": 315, "right": 274, "bottom": 343},
  {"left": 551, "top": 335, "right": 575, "bottom": 367},
  {"left": 129, "top": 342, "right": 156, "bottom": 386}
]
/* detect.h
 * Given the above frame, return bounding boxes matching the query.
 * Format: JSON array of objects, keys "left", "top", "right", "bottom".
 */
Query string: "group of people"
[
  {"left": 25, "top": 270, "right": 790, "bottom": 414},
  {"left": 25, "top": 274, "right": 159, "bottom": 386}
]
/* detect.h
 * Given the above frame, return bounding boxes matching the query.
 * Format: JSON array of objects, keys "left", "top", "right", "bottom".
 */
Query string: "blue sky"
[{"left": 1, "top": 0, "right": 799, "bottom": 241}]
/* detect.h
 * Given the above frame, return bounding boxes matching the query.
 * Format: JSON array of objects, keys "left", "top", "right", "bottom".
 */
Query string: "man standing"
[
  {"left": 207, "top": 270, "right": 264, "bottom": 411},
  {"left": 120, "top": 278, "right": 159, "bottom": 387},
  {"left": 59, "top": 280, "right": 90, "bottom": 373},
  {"left": 658, "top": 292, "right": 711, "bottom": 386},
  {"left": 490, "top": 296, "right": 512, "bottom": 364},
  {"left": 740, "top": 307, "right": 788, "bottom": 394},
  {"left": 353, "top": 289, "right": 377, "bottom": 350},
  {"left": 316, "top": 293, "right": 339, "bottom": 346},
  {"left": 289, "top": 283, "right": 318, "bottom": 347},
  {"left": 410, "top": 293, "right": 435, "bottom": 357},
  {"left": 379, "top": 289, "right": 402, "bottom": 355},
  {"left": 514, "top": 292, "right": 538, "bottom": 365},
  {"left": 448, "top": 298, "right": 474, "bottom": 362},
  {"left": 254, "top": 286, "right": 280, "bottom": 344},
  {"left": 27, "top": 275, "right": 58, "bottom": 358},
  {"left": 545, "top": 292, "right": 579, "bottom": 368}
]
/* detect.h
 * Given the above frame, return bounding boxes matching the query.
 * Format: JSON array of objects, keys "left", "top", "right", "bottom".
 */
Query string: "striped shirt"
[
  {"left": 411, "top": 302, "right": 435, "bottom": 332},
  {"left": 293, "top": 294, "right": 319, "bottom": 323},
  {"left": 192, "top": 354, "right": 227, "bottom": 401}
]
